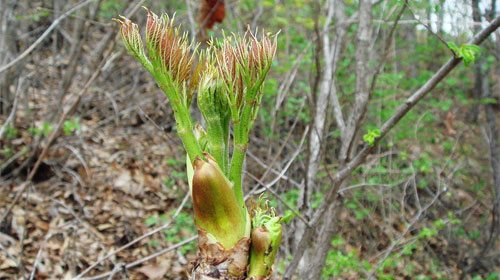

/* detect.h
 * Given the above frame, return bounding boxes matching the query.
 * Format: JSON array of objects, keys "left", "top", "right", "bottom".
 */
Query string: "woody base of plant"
[{"left": 191, "top": 230, "right": 251, "bottom": 279}]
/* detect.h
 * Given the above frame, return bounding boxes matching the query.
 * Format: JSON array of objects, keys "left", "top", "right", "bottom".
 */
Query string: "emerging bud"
[
  {"left": 248, "top": 31, "right": 278, "bottom": 80},
  {"left": 214, "top": 30, "right": 278, "bottom": 122},
  {"left": 248, "top": 198, "right": 283, "bottom": 279},
  {"left": 115, "top": 16, "right": 146, "bottom": 59},
  {"left": 192, "top": 152, "right": 251, "bottom": 279},
  {"left": 193, "top": 123, "right": 208, "bottom": 151},
  {"left": 215, "top": 38, "right": 244, "bottom": 110},
  {"left": 198, "top": 50, "right": 230, "bottom": 122},
  {"left": 145, "top": 9, "right": 197, "bottom": 95},
  {"left": 187, "top": 124, "right": 209, "bottom": 194},
  {"left": 196, "top": 50, "right": 231, "bottom": 173},
  {"left": 251, "top": 226, "right": 271, "bottom": 254},
  {"left": 192, "top": 153, "right": 248, "bottom": 249}
]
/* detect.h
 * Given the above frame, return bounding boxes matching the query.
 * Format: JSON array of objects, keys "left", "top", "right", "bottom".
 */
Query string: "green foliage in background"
[{"left": 145, "top": 211, "right": 197, "bottom": 255}]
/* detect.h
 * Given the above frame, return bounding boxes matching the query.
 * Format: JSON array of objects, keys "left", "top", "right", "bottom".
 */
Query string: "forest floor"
[{"left": 0, "top": 94, "right": 200, "bottom": 279}]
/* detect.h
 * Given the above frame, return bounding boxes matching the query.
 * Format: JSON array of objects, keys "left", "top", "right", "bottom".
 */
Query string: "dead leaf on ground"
[{"left": 137, "top": 260, "right": 170, "bottom": 279}]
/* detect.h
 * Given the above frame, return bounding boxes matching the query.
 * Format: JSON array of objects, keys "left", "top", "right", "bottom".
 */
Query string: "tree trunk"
[
  {"left": 459, "top": 3, "right": 499, "bottom": 276},
  {"left": 295, "top": 0, "right": 347, "bottom": 275},
  {"left": 339, "top": 0, "right": 373, "bottom": 162},
  {"left": 301, "top": 193, "right": 344, "bottom": 280},
  {"left": 0, "top": 0, "right": 18, "bottom": 115},
  {"left": 305, "top": 1, "right": 373, "bottom": 276}
]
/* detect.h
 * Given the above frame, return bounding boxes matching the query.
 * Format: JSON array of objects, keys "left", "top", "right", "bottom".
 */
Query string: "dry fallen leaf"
[
  {"left": 0, "top": 231, "right": 17, "bottom": 247},
  {"left": 114, "top": 169, "right": 144, "bottom": 196},
  {"left": 11, "top": 207, "right": 26, "bottom": 241},
  {"left": 0, "top": 258, "right": 17, "bottom": 269},
  {"left": 137, "top": 262, "right": 169, "bottom": 279},
  {"left": 115, "top": 169, "right": 134, "bottom": 193}
]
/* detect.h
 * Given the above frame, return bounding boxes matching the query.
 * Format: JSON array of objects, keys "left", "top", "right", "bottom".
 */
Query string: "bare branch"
[
  {"left": 29, "top": 231, "right": 57, "bottom": 280},
  {"left": 246, "top": 151, "right": 302, "bottom": 189},
  {"left": 0, "top": 75, "right": 23, "bottom": 140},
  {"left": 365, "top": 164, "right": 461, "bottom": 279},
  {"left": 302, "top": 0, "right": 347, "bottom": 212},
  {"left": 404, "top": 1, "right": 454, "bottom": 55},
  {"left": 338, "top": 178, "right": 409, "bottom": 193},
  {"left": 79, "top": 236, "right": 198, "bottom": 280},
  {"left": 369, "top": 1, "right": 407, "bottom": 96},
  {"left": 249, "top": 126, "right": 309, "bottom": 196},
  {"left": 0, "top": 0, "right": 95, "bottom": 74},
  {"left": 252, "top": 100, "right": 305, "bottom": 191}
]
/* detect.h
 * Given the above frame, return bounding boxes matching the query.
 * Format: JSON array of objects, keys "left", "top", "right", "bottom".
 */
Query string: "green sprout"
[
  {"left": 363, "top": 128, "right": 381, "bottom": 146},
  {"left": 447, "top": 42, "right": 481, "bottom": 67},
  {"left": 248, "top": 197, "right": 283, "bottom": 278},
  {"left": 116, "top": 9, "right": 278, "bottom": 279}
]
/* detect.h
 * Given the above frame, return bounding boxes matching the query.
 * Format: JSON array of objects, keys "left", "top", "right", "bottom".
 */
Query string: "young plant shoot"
[{"left": 116, "top": 9, "right": 280, "bottom": 279}]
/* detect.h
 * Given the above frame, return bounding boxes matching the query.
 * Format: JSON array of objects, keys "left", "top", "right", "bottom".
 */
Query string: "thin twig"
[
  {"left": 105, "top": 263, "right": 125, "bottom": 280},
  {"left": 365, "top": 164, "right": 462, "bottom": 280},
  {"left": 337, "top": 178, "right": 408, "bottom": 193},
  {"left": 80, "top": 236, "right": 198, "bottom": 280},
  {"left": 404, "top": 1, "right": 455, "bottom": 55},
  {"left": 251, "top": 100, "right": 305, "bottom": 190},
  {"left": 368, "top": 1, "right": 407, "bottom": 95},
  {"left": 0, "top": 0, "right": 95, "bottom": 74},
  {"left": 29, "top": 231, "right": 57, "bottom": 280},
  {"left": 0, "top": 76, "right": 23, "bottom": 140},
  {"left": 249, "top": 126, "right": 309, "bottom": 196},
  {"left": 0, "top": 146, "right": 27, "bottom": 175},
  {"left": 62, "top": 143, "right": 90, "bottom": 178},
  {"left": 246, "top": 151, "right": 302, "bottom": 189},
  {"left": 185, "top": 0, "right": 197, "bottom": 40},
  {"left": 245, "top": 126, "right": 311, "bottom": 226},
  {"left": 73, "top": 193, "right": 190, "bottom": 279}
]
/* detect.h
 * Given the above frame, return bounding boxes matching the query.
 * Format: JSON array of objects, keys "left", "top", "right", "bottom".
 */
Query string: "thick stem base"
[{"left": 191, "top": 229, "right": 251, "bottom": 280}]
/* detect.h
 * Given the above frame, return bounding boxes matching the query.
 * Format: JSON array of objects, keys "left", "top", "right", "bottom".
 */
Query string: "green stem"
[
  {"left": 229, "top": 105, "right": 248, "bottom": 210},
  {"left": 136, "top": 54, "right": 154, "bottom": 75},
  {"left": 206, "top": 118, "right": 226, "bottom": 174},
  {"left": 222, "top": 114, "right": 230, "bottom": 176},
  {"left": 229, "top": 85, "right": 261, "bottom": 212},
  {"left": 151, "top": 70, "right": 203, "bottom": 163},
  {"left": 248, "top": 252, "right": 267, "bottom": 277},
  {"left": 227, "top": 77, "right": 268, "bottom": 217},
  {"left": 173, "top": 102, "right": 203, "bottom": 163}
]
